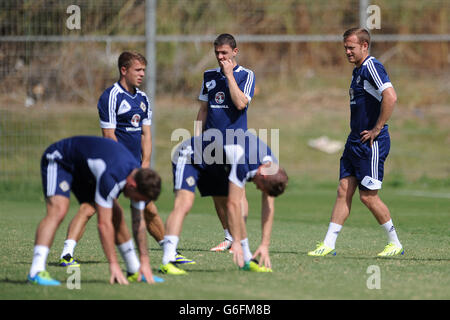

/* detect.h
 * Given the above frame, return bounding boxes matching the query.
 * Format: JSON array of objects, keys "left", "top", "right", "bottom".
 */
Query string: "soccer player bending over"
[
  {"left": 28, "top": 136, "right": 162, "bottom": 286},
  {"left": 160, "top": 132, "right": 288, "bottom": 275}
]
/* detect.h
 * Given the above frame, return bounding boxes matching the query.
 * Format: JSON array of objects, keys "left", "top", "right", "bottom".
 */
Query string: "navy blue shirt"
[
  {"left": 224, "top": 132, "right": 277, "bottom": 188},
  {"left": 172, "top": 131, "right": 276, "bottom": 189},
  {"left": 199, "top": 65, "right": 255, "bottom": 134},
  {"left": 348, "top": 56, "right": 393, "bottom": 142},
  {"left": 97, "top": 82, "right": 152, "bottom": 161},
  {"left": 49, "top": 136, "right": 140, "bottom": 208}
]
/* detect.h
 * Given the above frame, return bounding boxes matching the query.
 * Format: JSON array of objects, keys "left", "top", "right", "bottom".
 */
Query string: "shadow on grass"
[
  {"left": 47, "top": 260, "right": 104, "bottom": 267},
  {"left": 303, "top": 254, "right": 450, "bottom": 262},
  {"left": 179, "top": 247, "right": 301, "bottom": 255},
  {"left": 1, "top": 278, "right": 113, "bottom": 285}
]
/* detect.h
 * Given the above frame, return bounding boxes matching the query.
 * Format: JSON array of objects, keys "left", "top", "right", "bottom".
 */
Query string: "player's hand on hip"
[
  {"left": 109, "top": 262, "right": 129, "bottom": 285},
  {"left": 231, "top": 242, "right": 244, "bottom": 268},
  {"left": 360, "top": 128, "right": 380, "bottom": 146}
]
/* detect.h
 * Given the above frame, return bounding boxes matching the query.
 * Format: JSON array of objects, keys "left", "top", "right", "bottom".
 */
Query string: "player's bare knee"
[
  {"left": 359, "top": 193, "right": 376, "bottom": 208},
  {"left": 79, "top": 203, "right": 96, "bottom": 218},
  {"left": 226, "top": 199, "right": 241, "bottom": 214},
  {"left": 46, "top": 197, "right": 69, "bottom": 223},
  {"left": 336, "top": 184, "right": 348, "bottom": 199},
  {"left": 172, "top": 201, "right": 192, "bottom": 219}
]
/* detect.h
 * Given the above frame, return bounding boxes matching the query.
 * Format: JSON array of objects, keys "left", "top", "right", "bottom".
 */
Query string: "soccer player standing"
[
  {"left": 308, "top": 28, "right": 404, "bottom": 257},
  {"left": 196, "top": 34, "right": 255, "bottom": 252},
  {"left": 58, "top": 52, "right": 193, "bottom": 278}
]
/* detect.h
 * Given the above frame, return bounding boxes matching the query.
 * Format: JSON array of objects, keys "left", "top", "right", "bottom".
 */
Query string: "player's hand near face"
[
  {"left": 220, "top": 59, "right": 235, "bottom": 77},
  {"left": 109, "top": 262, "right": 129, "bottom": 285}
]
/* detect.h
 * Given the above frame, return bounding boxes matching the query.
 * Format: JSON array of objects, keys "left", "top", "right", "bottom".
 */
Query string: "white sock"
[
  {"left": 29, "top": 245, "right": 49, "bottom": 278},
  {"left": 162, "top": 235, "right": 179, "bottom": 265},
  {"left": 224, "top": 229, "right": 233, "bottom": 242},
  {"left": 60, "top": 239, "right": 77, "bottom": 259},
  {"left": 240, "top": 238, "right": 253, "bottom": 263},
  {"left": 381, "top": 219, "right": 402, "bottom": 247},
  {"left": 158, "top": 239, "right": 165, "bottom": 247},
  {"left": 117, "top": 239, "right": 140, "bottom": 274},
  {"left": 323, "top": 222, "right": 342, "bottom": 249}
]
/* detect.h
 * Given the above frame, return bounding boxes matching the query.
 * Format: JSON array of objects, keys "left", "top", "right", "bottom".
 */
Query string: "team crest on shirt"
[
  {"left": 139, "top": 102, "right": 146, "bottom": 112},
  {"left": 215, "top": 92, "right": 225, "bottom": 104},
  {"left": 131, "top": 114, "right": 141, "bottom": 127},
  {"left": 186, "top": 176, "right": 195, "bottom": 187},
  {"left": 59, "top": 181, "right": 69, "bottom": 192},
  {"left": 356, "top": 75, "right": 361, "bottom": 84}
]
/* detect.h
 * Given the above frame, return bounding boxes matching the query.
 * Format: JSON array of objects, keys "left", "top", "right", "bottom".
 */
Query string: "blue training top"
[
  {"left": 348, "top": 56, "right": 393, "bottom": 142},
  {"left": 97, "top": 82, "right": 152, "bottom": 161},
  {"left": 199, "top": 65, "right": 255, "bottom": 135},
  {"left": 47, "top": 136, "right": 140, "bottom": 208}
]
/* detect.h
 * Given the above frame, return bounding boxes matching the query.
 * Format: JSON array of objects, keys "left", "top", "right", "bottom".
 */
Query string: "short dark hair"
[
  {"left": 262, "top": 167, "right": 288, "bottom": 197},
  {"left": 214, "top": 33, "right": 237, "bottom": 49},
  {"left": 343, "top": 27, "right": 371, "bottom": 46},
  {"left": 118, "top": 51, "right": 147, "bottom": 73},
  {"left": 134, "top": 168, "right": 161, "bottom": 201}
]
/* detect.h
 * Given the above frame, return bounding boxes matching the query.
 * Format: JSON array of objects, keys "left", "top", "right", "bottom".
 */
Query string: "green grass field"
[
  {"left": 1, "top": 182, "right": 449, "bottom": 300},
  {"left": 0, "top": 67, "right": 448, "bottom": 301}
]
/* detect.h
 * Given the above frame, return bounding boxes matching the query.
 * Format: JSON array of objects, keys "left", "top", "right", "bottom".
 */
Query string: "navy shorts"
[
  {"left": 339, "top": 134, "right": 390, "bottom": 190},
  {"left": 40, "top": 145, "right": 95, "bottom": 204},
  {"left": 172, "top": 160, "right": 229, "bottom": 197}
]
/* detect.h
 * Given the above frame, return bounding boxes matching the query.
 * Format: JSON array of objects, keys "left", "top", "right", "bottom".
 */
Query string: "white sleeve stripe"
[
  {"left": 97, "top": 181, "right": 125, "bottom": 208},
  {"left": 139, "top": 91, "right": 152, "bottom": 121},
  {"left": 107, "top": 180, "right": 126, "bottom": 204},
  {"left": 112, "top": 88, "right": 118, "bottom": 124},
  {"left": 243, "top": 70, "right": 254, "bottom": 98},
  {"left": 378, "top": 82, "right": 393, "bottom": 93},
  {"left": 367, "top": 60, "right": 382, "bottom": 88},
  {"left": 198, "top": 80, "right": 208, "bottom": 101},
  {"left": 367, "top": 60, "right": 384, "bottom": 89},
  {"left": 229, "top": 175, "right": 245, "bottom": 188},
  {"left": 108, "top": 88, "right": 114, "bottom": 124},
  {"left": 99, "top": 120, "right": 116, "bottom": 129},
  {"left": 371, "top": 61, "right": 384, "bottom": 88},
  {"left": 108, "top": 87, "right": 119, "bottom": 125},
  {"left": 366, "top": 60, "right": 381, "bottom": 88}
]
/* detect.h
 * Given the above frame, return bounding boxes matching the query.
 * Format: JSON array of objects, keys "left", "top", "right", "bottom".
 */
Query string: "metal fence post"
[
  {"left": 146, "top": 0, "right": 157, "bottom": 168},
  {"left": 360, "top": 0, "right": 369, "bottom": 29}
]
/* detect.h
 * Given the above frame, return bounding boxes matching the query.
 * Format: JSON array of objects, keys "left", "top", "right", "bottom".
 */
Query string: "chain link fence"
[{"left": 0, "top": 0, "right": 449, "bottom": 189}]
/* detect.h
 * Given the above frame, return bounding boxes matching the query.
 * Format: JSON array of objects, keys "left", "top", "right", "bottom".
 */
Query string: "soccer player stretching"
[
  {"left": 308, "top": 28, "right": 404, "bottom": 257},
  {"left": 28, "top": 136, "right": 161, "bottom": 285}
]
